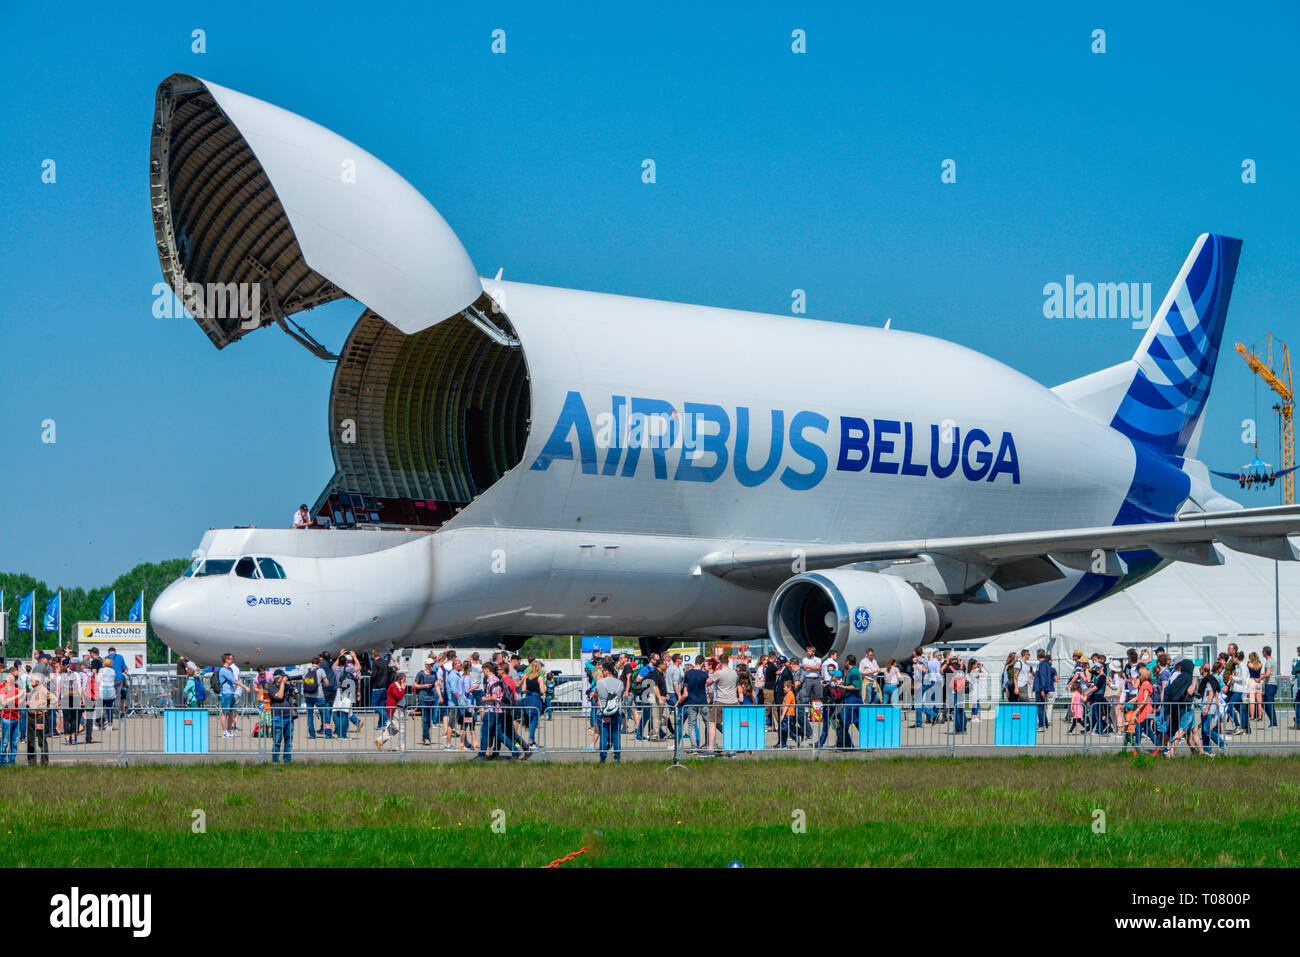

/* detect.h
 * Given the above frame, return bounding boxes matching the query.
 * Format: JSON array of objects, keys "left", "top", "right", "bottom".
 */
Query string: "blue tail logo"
[{"left": 1109, "top": 233, "right": 1242, "bottom": 457}]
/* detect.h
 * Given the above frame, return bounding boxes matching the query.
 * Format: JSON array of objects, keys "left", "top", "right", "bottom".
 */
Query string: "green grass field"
[{"left": 1, "top": 756, "right": 1296, "bottom": 867}]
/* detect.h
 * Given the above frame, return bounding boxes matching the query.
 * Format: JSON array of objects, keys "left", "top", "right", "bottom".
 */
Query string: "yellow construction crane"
[{"left": 1235, "top": 334, "right": 1294, "bottom": 505}]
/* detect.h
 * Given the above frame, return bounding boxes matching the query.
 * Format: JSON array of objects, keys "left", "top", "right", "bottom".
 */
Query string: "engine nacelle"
[{"left": 768, "top": 569, "right": 943, "bottom": 665}]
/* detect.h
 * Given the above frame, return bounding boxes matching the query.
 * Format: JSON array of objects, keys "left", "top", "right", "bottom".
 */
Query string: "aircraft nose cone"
[{"left": 151, "top": 582, "right": 203, "bottom": 650}]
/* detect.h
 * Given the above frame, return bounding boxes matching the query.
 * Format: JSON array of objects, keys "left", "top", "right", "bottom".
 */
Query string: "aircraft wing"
[{"left": 699, "top": 504, "right": 1300, "bottom": 586}]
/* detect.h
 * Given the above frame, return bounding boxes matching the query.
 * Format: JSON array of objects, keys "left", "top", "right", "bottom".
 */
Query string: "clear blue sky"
[{"left": 1, "top": 1, "right": 1296, "bottom": 588}]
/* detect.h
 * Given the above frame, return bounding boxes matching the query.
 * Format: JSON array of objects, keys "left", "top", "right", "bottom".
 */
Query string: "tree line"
[{"left": 0, "top": 559, "right": 189, "bottom": 663}]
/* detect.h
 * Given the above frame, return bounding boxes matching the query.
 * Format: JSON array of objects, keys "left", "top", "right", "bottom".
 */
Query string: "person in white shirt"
[
  {"left": 292, "top": 504, "right": 313, "bottom": 528},
  {"left": 860, "top": 650, "right": 881, "bottom": 702}
]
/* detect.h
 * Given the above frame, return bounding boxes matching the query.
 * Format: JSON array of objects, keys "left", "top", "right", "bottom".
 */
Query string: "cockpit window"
[
  {"left": 235, "top": 557, "right": 259, "bottom": 579},
  {"left": 257, "top": 557, "right": 287, "bottom": 580},
  {"left": 183, "top": 558, "right": 201, "bottom": 578},
  {"left": 194, "top": 559, "right": 236, "bottom": 577}
]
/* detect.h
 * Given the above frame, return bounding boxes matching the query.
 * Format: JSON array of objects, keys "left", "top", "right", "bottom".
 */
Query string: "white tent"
[{"left": 979, "top": 547, "right": 1300, "bottom": 661}]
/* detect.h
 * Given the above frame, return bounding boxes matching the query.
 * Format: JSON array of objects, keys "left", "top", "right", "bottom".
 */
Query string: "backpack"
[
  {"left": 601, "top": 690, "right": 622, "bottom": 716},
  {"left": 209, "top": 669, "right": 222, "bottom": 696},
  {"left": 321, "top": 666, "right": 337, "bottom": 695},
  {"left": 302, "top": 669, "right": 319, "bottom": 696},
  {"left": 499, "top": 678, "right": 517, "bottom": 708},
  {"left": 192, "top": 677, "right": 206, "bottom": 704}
]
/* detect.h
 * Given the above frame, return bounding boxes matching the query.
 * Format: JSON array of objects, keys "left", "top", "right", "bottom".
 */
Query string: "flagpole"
[
  {"left": 30, "top": 591, "right": 36, "bottom": 659},
  {"left": 58, "top": 588, "right": 62, "bottom": 649}
]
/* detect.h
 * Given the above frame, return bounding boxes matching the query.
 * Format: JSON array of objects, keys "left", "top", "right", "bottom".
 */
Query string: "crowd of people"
[
  {"left": 1, "top": 640, "right": 1295, "bottom": 765},
  {"left": 0, "top": 646, "right": 130, "bottom": 765}
]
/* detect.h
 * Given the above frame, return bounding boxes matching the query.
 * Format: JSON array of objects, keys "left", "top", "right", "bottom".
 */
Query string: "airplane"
[
  {"left": 1210, "top": 448, "right": 1298, "bottom": 491},
  {"left": 146, "top": 73, "right": 1300, "bottom": 668}
]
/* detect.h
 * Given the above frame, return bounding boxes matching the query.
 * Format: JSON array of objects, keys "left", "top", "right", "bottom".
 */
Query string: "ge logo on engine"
[{"left": 853, "top": 606, "right": 870, "bottom": 632}]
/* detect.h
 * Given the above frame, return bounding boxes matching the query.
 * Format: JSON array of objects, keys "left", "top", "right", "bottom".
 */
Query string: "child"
[
  {"left": 1067, "top": 681, "right": 1085, "bottom": 734},
  {"left": 778, "top": 680, "right": 797, "bottom": 748}
]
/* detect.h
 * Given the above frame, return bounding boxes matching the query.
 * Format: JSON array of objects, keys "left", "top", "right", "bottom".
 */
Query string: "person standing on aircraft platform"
[
  {"left": 293, "top": 504, "right": 313, "bottom": 528},
  {"left": 1033, "top": 650, "right": 1057, "bottom": 731}
]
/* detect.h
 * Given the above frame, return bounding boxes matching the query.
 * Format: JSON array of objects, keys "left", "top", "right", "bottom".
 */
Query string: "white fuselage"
[{"left": 152, "top": 279, "right": 1198, "bottom": 666}]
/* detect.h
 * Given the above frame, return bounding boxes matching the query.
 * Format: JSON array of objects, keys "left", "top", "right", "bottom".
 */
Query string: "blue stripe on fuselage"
[{"left": 1027, "top": 440, "right": 1190, "bottom": 625}]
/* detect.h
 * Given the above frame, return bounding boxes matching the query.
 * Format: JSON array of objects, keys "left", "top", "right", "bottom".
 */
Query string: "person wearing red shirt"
[{"left": 374, "top": 671, "right": 406, "bottom": 751}]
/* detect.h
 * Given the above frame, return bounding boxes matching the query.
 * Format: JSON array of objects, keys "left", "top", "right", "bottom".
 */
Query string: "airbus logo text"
[
  {"left": 529, "top": 392, "right": 1021, "bottom": 490},
  {"left": 246, "top": 596, "right": 292, "bottom": 607}
]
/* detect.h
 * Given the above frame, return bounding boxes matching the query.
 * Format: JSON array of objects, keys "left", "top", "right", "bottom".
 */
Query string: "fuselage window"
[
  {"left": 257, "top": 557, "right": 287, "bottom": 580},
  {"left": 235, "top": 557, "right": 259, "bottom": 579},
  {"left": 195, "top": 559, "right": 236, "bottom": 577}
]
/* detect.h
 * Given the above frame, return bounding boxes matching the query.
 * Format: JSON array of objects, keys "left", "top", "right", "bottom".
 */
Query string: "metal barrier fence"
[{"left": 4, "top": 694, "right": 1300, "bottom": 764}]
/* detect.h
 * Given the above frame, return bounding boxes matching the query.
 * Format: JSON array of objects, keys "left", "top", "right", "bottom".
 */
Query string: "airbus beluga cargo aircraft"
[{"left": 147, "top": 74, "right": 1300, "bottom": 667}]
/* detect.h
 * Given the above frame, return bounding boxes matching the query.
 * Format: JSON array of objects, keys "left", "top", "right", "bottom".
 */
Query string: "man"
[
  {"left": 369, "top": 651, "right": 391, "bottom": 729},
  {"left": 594, "top": 661, "right": 625, "bottom": 763},
  {"left": 301, "top": 655, "right": 324, "bottom": 738},
  {"left": 316, "top": 652, "right": 338, "bottom": 738},
  {"left": 26, "top": 672, "right": 53, "bottom": 766},
  {"left": 217, "top": 653, "right": 248, "bottom": 738},
  {"left": 797, "top": 646, "right": 823, "bottom": 739},
  {"left": 1033, "top": 650, "right": 1057, "bottom": 730},
  {"left": 414, "top": 658, "right": 440, "bottom": 745},
  {"left": 105, "top": 646, "right": 127, "bottom": 714},
  {"left": 665, "top": 654, "right": 684, "bottom": 709},
  {"left": 680, "top": 655, "right": 709, "bottom": 750},
  {"left": 646, "top": 658, "right": 671, "bottom": 741},
  {"left": 292, "top": 504, "right": 313, "bottom": 528},
  {"left": 267, "top": 669, "right": 297, "bottom": 764},
  {"left": 1261, "top": 645, "right": 1279, "bottom": 728},
  {"left": 860, "top": 649, "right": 882, "bottom": 704},
  {"left": 706, "top": 653, "right": 739, "bottom": 751},
  {"left": 1014, "top": 649, "right": 1034, "bottom": 706}
]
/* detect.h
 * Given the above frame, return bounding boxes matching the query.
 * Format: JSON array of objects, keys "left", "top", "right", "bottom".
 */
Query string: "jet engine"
[{"left": 767, "top": 569, "right": 944, "bottom": 664}]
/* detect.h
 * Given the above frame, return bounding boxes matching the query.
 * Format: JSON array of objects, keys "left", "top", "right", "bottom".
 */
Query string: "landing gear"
[
  {"left": 499, "top": 636, "right": 529, "bottom": 653},
  {"left": 639, "top": 637, "right": 673, "bottom": 658}
]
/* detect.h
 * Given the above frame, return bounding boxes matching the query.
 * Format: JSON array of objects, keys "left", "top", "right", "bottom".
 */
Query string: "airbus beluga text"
[{"left": 145, "top": 74, "right": 1300, "bottom": 667}]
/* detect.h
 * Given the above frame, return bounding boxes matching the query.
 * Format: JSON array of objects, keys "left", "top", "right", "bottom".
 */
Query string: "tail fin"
[{"left": 1107, "top": 233, "right": 1242, "bottom": 457}]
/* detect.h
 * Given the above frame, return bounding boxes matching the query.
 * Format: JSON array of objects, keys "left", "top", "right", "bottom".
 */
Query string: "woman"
[
  {"left": 1197, "top": 663, "right": 1226, "bottom": 754},
  {"left": 1002, "top": 653, "right": 1018, "bottom": 702},
  {"left": 1107, "top": 661, "right": 1125, "bottom": 736},
  {"left": 174, "top": 657, "right": 189, "bottom": 708},
  {"left": 521, "top": 660, "right": 546, "bottom": 747},
  {"left": 1247, "top": 652, "right": 1263, "bottom": 722},
  {"left": 966, "top": 658, "right": 985, "bottom": 721},
  {"left": 883, "top": 659, "right": 901, "bottom": 705},
  {"left": 460, "top": 659, "right": 478, "bottom": 749},
  {"left": 1130, "top": 666, "right": 1158, "bottom": 752},
  {"left": 59, "top": 661, "right": 83, "bottom": 745},
  {"left": 335, "top": 659, "right": 358, "bottom": 740}
]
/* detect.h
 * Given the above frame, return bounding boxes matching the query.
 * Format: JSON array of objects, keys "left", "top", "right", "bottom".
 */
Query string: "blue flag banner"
[
  {"left": 100, "top": 591, "right": 115, "bottom": 623},
  {"left": 17, "top": 592, "right": 33, "bottom": 632},
  {"left": 43, "top": 593, "right": 60, "bottom": 632},
  {"left": 129, "top": 591, "right": 144, "bottom": 623}
]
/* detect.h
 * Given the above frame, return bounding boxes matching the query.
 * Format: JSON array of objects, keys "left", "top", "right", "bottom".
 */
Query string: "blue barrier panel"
[
  {"left": 860, "top": 705, "right": 901, "bottom": 748},
  {"left": 723, "top": 706, "right": 766, "bottom": 751},
  {"left": 995, "top": 702, "right": 1036, "bottom": 746},
  {"left": 164, "top": 709, "right": 210, "bottom": 754}
]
